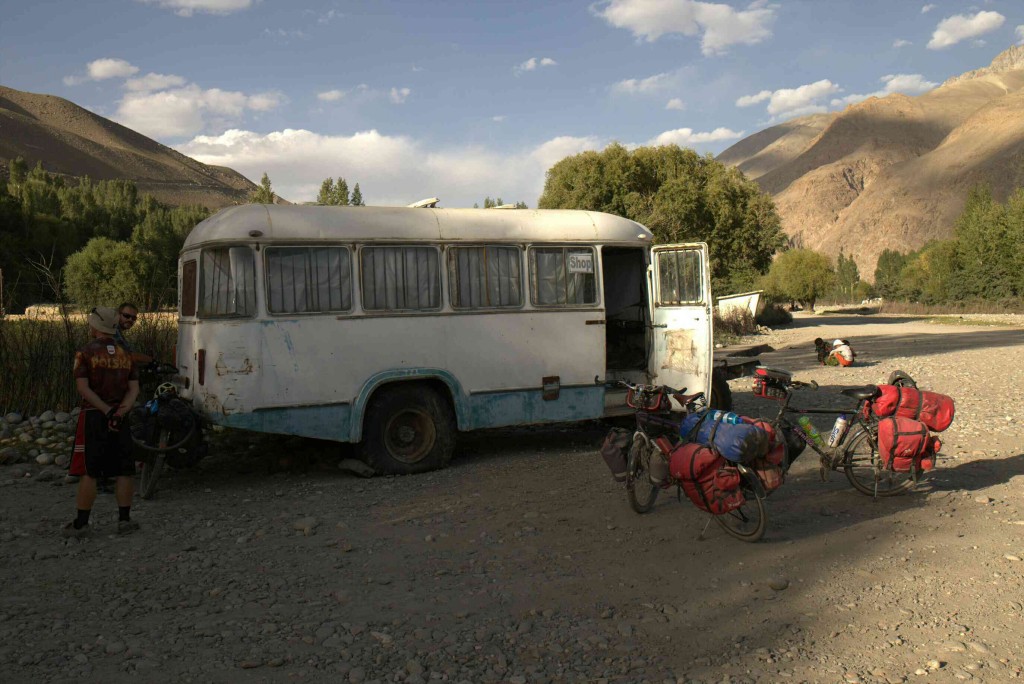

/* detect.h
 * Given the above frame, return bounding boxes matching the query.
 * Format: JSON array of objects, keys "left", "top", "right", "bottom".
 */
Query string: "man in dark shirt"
[
  {"left": 113, "top": 302, "right": 138, "bottom": 352},
  {"left": 64, "top": 307, "right": 141, "bottom": 537}
]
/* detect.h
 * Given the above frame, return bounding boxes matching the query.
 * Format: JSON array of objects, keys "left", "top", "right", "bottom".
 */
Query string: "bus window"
[
  {"left": 656, "top": 248, "right": 704, "bottom": 305},
  {"left": 449, "top": 246, "right": 522, "bottom": 309},
  {"left": 529, "top": 247, "right": 597, "bottom": 306},
  {"left": 180, "top": 259, "right": 197, "bottom": 317},
  {"left": 199, "top": 246, "right": 257, "bottom": 318},
  {"left": 266, "top": 246, "right": 352, "bottom": 314},
  {"left": 361, "top": 246, "right": 441, "bottom": 311}
]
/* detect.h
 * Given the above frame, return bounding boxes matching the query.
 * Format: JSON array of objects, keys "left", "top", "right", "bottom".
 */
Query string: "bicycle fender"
[{"left": 736, "top": 464, "right": 766, "bottom": 499}]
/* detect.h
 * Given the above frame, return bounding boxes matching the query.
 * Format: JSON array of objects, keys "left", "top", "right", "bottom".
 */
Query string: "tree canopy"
[
  {"left": 761, "top": 248, "right": 835, "bottom": 311},
  {"left": 249, "top": 172, "right": 275, "bottom": 204},
  {"left": 538, "top": 143, "right": 786, "bottom": 293}
]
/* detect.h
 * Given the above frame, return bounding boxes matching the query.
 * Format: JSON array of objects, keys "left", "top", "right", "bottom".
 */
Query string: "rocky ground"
[{"left": 1, "top": 312, "right": 1023, "bottom": 683}]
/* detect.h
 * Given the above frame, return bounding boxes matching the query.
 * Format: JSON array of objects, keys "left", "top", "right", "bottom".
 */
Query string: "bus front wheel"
[{"left": 362, "top": 385, "right": 456, "bottom": 475}]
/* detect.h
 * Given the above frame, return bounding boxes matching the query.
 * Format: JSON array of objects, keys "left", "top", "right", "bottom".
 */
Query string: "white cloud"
[
  {"left": 665, "top": 98, "right": 686, "bottom": 110},
  {"left": 611, "top": 70, "right": 679, "bottom": 95},
  {"left": 514, "top": 57, "right": 558, "bottom": 76},
  {"left": 492, "top": 115, "right": 506, "bottom": 122},
  {"left": 830, "top": 73, "right": 937, "bottom": 108},
  {"left": 262, "top": 28, "right": 308, "bottom": 44},
  {"left": 595, "top": 0, "right": 776, "bottom": 55},
  {"left": 921, "top": 4, "right": 935, "bottom": 13},
  {"left": 64, "top": 58, "right": 140, "bottom": 86},
  {"left": 735, "top": 90, "right": 771, "bottom": 107},
  {"left": 1017, "top": 25, "right": 1024, "bottom": 44},
  {"left": 893, "top": 39, "right": 912, "bottom": 48},
  {"left": 176, "top": 128, "right": 601, "bottom": 207},
  {"left": 317, "top": 89, "right": 345, "bottom": 102},
  {"left": 927, "top": 11, "right": 1005, "bottom": 50},
  {"left": 648, "top": 127, "right": 744, "bottom": 146},
  {"left": 737, "top": 80, "right": 840, "bottom": 119},
  {"left": 114, "top": 85, "right": 286, "bottom": 138},
  {"left": 389, "top": 87, "right": 411, "bottom": 104},
  {"left": 125, "top": 72, "right": 187, "bottom": 92},
  {"left": 135, "top": 0, "right": 253, "bottom": 17},
  {"left": 317, "top": 9, "right": 342, "bottom": 24}
]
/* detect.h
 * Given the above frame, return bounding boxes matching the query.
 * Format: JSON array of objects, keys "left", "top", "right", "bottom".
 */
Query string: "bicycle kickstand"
[{"left": 697, "top": 516, "right": 713, "bottom": 541}]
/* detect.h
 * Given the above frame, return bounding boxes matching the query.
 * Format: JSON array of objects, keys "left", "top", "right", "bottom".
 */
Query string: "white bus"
[{"left": 174, "top": 205, "right": 717, "bottom": 474}]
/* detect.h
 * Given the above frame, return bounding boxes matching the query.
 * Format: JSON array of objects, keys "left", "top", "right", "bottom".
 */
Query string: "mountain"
[
  {"left": 0, "top": 85, "right": 257, "bottom": 208},
  {"left": 718, "top": 46, "right": 1024, "bottom": 279}
]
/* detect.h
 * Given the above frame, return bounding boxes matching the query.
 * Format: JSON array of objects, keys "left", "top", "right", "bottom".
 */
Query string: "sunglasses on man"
[{"left": 120, "top": 313, "right": 137, "bottom": 321}]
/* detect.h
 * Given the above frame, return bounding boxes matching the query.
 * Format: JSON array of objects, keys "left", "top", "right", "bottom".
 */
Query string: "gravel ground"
[{"left": 1, "top": 313, "right": 1023, "bottom": 683}]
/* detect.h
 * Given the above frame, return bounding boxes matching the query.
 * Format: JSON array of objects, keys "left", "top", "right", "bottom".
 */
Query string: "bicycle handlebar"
[{"left": 789, "top": 380, "right": 819, "bottom": 391}]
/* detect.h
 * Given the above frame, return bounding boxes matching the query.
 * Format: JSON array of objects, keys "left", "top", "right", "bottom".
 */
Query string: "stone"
[
  {"left": 967, "top": 642, "right": 992, "bottom": 655},
  {"left": 39, "top": 410, "right": 55, "bottom": 422},
  {"left": 768, "top": 576, "right": 790, "bottom": 591},
  {"left": 4, "top": 413, "right": 23, "bottom": 425},
  {"left": 36, "top": 453, "right": 54, "bottom": 466},
  {"left": 338, "top": 459, "right": 375, "bottom": 477},
  {"left": 293, "top": 517, "right": 319, "bottom": 536},
  {"left": 55, "top": 412, "right": 71, "bottom": 423},
  {"left": 1004, "top": 555, "right": 1021, "bottom": 562},
  {"left": 974, "top": 496, "right": 993, "bottom": 504}
]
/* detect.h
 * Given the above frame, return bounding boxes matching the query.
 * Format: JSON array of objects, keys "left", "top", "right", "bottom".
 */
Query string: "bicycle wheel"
[
  {"left": 842, "top": 425, "right": 915, "bottom": 496},
  {"left": 626, "top": 437, "right": 659, "bottom": 513},
  {"left": 139, "top": 429, "right": 169, "bottom": 500},
  {"left": 714, "top": 470, "right": 766, "bottom": 542}
]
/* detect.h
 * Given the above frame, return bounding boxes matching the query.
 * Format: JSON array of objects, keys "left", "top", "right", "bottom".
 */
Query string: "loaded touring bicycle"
[{"left": 174, "top": 204, "right": 719, "bottom": 474}]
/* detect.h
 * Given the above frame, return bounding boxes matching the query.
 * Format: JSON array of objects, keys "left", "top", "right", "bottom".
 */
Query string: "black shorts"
[{"left": 82, "top": 410, "right": 135, "bottom": 478}]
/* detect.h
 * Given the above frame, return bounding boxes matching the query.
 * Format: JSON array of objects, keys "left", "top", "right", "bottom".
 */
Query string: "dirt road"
[{"left": 1, "top": 313, "right": 1023, "bottom": 683}]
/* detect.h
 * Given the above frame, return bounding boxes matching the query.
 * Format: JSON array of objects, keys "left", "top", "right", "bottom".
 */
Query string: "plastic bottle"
[
  {"left": 798, "top": 416, "right": 826, "bottom": 449},
  {"left": 710, "top": 410, "right": 744, "bottom": 425},
  {"left": 827, "top": 414, "right": 849, "bottom": 447}
]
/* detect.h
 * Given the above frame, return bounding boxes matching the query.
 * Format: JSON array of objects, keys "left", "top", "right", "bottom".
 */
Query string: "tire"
[
  {"left": 625, "top": 436, "right": 659, "bottom": 513},
  {"left": 714, "top": 469, "right": 767, "bottom": 542},
  {"left": 139, "top": 429, "right": 168, "bottom": 500},
  {"left": 842, "top": 425, "right": 915, "bottom": 496},
  {"left": 887, "top": 370, "right": 917, "bottom": 389},
  {"left": 709, "top": 369, "right": 733, "bottom": 411},
  {"left": 362, "top": 385, "right": 456, "bottom": 475}
]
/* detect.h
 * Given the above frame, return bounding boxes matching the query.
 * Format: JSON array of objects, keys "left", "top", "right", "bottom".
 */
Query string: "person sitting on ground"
[
  {"left": 64, "top": 306, "right": 141, "bottom": 538},
  {"left": 814, "top": 338, "right": 832, "bottom": 365},
  {"left": 825, "top": 338, "right": 855, "bottom": 367}
]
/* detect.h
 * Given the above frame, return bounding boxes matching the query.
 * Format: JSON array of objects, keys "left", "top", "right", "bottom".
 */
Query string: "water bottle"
[
  {"left": 827, "top": 414, "right": 848, "bottom": 447},
  {"left": 798, "top": 416, "right": 826, "bottom": 449},
  {"left": 710, "top": 410, "right": 743, "bottom": 425}
]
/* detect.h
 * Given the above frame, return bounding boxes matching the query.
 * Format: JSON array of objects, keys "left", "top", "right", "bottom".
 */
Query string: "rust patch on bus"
[
  {"left": 661, "top": 330, "right": 702, "bottom": 373},
  {"left": 214, "top": 355, "right": 254, "bottom": 376}
]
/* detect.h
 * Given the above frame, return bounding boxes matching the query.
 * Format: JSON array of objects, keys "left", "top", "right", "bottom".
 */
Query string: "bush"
[{"left": 757, "top": 303, "right": 793, "bottom": 327}]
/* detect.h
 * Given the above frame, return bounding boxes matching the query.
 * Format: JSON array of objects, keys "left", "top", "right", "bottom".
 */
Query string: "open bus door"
[{"left": 647, "top": 243, "right": 713, "bottom": 400}]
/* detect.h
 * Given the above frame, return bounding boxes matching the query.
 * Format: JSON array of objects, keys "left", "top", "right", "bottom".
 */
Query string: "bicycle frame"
[{"left": 767, "top": 385, "right": 874, "bottom": 475}]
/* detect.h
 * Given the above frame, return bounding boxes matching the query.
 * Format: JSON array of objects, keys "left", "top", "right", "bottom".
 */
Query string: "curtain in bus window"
[
  {"left": 657, "top": 249, "right": 703, "bottom": 305},
  {"left": 450, "top": 246, "right": 522, "bottom": 308},
  {"left": 531, "top": 247, "right": 596, "bottom": 306},
  {"left": 199, "top": 247, "right": 256, "bottom": 317},
  {"left": 267, "top": 247, "right": 352, "bottom": 313},
  {"left": 361, "top": 246, "right": 440, "bottom": 311}
]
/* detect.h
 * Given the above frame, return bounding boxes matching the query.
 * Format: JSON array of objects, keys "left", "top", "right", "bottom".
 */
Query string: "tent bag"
[
  {"left": 872, "top": 385, "right": 955, "bottom": 432},
  {"left": 668, "top": 443, "right": 745, "bottom": 514},
  {"left": 679, "top": 411, "right": 770, "bottom": 464}
]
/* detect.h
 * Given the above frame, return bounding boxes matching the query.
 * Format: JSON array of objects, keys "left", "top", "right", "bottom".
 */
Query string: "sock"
[
  {"left": 74, "top": 509, "right": 91, "bottom": 529},
  {"left": 118, "top": 506, "right": 131, "bottom": 522}
]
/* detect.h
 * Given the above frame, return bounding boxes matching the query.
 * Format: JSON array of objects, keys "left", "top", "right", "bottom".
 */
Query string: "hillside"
[
  {"left": 0, "top": 85, "right": 257, "bottom": 209},
  {"left": 718, "top": 46, "right": 1024, "bottom": 278}
]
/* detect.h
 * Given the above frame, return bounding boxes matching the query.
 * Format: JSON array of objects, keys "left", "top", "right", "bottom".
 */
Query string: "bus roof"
[{"left": 182, "top": 205, "right": 654, "bottom": 249}]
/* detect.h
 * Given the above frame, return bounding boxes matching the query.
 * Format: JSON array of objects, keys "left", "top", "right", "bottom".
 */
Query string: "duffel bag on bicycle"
[
  {"left": 877, "top": 416, "right": 941, "bottom": 472},
  {"left": 599, "top": 428, "right": 632, "bottom": 482},
  {"left": 871, "top": 385, "right": 955, "bottom": 432},
  {"left": 668, "top": 442, "right": 745, "bottom": 514},
  {"left": 678, "top": 410, "right": 770, "bottom": 464}
]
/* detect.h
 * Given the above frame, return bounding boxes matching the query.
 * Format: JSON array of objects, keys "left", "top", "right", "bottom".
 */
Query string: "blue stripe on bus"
[{"left": 203, "top": 384, "right": 605, "bottom": 443}]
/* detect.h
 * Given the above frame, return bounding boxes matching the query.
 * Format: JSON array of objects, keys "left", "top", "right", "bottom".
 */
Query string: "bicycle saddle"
[{"left": 841, "top": 386, "right": 881, "bottom": 401}]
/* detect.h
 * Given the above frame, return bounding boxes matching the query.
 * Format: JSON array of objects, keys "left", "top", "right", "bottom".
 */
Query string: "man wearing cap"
[
  {"left": 64, "top": 306, "right": 141, "bottom": 537},
  {"left": 826, "top": 338, "right": 855, "bottom": 367}
]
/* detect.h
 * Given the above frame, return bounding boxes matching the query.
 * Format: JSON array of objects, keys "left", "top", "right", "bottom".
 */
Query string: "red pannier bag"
[
  {"left": 668, "top": 443, "right": 745, "bottom": 514},
  {"left": 877, "top": 416, "right": 941, "bottom": 473},
  {"left": 872, "top": 385, "right": 955, "bottom": 432},
  {"left": 749, "top": 442, "right": 786, "bottom": 493}
]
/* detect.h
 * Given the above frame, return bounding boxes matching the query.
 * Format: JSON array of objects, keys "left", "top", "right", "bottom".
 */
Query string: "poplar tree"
[{"left": 350, "top": 183, "right": 364, "bottom": 206}]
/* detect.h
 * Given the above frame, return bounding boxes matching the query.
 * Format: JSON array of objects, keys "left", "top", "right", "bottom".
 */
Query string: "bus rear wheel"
[{"left": 362, "top": 385, "right": 456, "bottom": 475}]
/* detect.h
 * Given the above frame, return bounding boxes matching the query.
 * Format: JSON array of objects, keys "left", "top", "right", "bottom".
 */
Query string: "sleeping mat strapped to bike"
[
  {"left": 871, "top": 385, "right": 955, "bottom": 432},
  {"left": 678, "top": 410, "right": 770, "bottom": 464}
]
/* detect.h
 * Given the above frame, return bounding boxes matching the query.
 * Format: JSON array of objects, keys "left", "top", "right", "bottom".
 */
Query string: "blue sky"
[{"left": 2, "top": 0, "right": 1023, "bottom": 207}]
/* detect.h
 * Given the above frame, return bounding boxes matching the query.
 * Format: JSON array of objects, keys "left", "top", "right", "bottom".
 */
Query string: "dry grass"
[{"left": 0, "top": 313, "right": 178, "bottom": 416}]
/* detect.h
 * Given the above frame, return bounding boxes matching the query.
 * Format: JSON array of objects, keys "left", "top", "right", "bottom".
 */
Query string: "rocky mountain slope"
[
  {"left": 718, "top": 46, "right": 1024, "bottom": 278},
  {"left": 0, "top": 85, "right": 256, "bottom": 209}
]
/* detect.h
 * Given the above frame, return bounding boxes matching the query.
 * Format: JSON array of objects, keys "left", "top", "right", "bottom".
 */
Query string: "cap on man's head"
[
  {"left": 833, "top": 339, "right": 844, "bottom": 347},
  {"left": 88, "top": 306, "right": 119, "bottom": 335}
]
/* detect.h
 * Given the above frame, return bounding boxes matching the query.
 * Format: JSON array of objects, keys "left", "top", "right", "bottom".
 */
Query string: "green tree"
[
  {"left": 249, "top": 172, "right": 275, "bottom": 204},
  {"left": 762, "top": 249, "right": 835, "bottom": 311},
  {"left": 334, "top": 178, "right": 350, "bottom": 206},
  {"left": 316, "top": 178, "right": 335, "bottom": 205},
  {"left": 873, "top": 249, "right": 909, "bottom": 300},
  {"left": 64, "top": 237, "right": 146, "bottom": 308},
  {"left": 8, "top": 156, "right": 28, "bottom": 188},
  {"left": 538, "top": 143, "right": 785, "bottom": 293},
  {"left": 350, "top": 183, "right": 364, "bottom": 206},
  {"left": 834, "top": 249, "right": 860, "bottom": 302}
]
